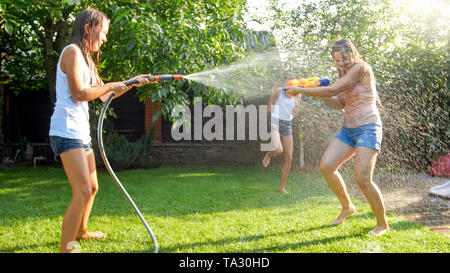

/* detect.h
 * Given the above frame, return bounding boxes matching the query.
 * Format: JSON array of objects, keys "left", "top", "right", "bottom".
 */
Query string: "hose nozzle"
[{"left": 125, "top": 74, "right": 184, "bottom": 86}]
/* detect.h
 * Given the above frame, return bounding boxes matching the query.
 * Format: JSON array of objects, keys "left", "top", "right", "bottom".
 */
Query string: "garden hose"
[
  {"left": 97, "top": 74, "right": 183, "bottom": 253},
  {"left": 97, "top": 92, "right": 159, "bottom": 253}
]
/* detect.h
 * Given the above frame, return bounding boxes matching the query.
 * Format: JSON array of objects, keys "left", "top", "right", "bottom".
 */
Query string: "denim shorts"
[
  {"left": 335, "top": 123, "right": 382, "bottom": 151},
  {"left": 49, "top": 136, "right": 92, "bottom": 161},
  {"left": 271, "top": 117, "right": 293, "bottom": 137}
]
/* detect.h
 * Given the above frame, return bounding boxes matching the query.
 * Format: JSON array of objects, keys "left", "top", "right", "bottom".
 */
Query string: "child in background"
[{"left": 263, "top": 73, "right": 302, "bottom": 194}]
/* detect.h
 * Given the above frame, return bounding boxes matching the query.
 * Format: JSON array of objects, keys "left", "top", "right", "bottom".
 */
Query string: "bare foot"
[
  {"left": 279, "top": 188, "right": 288, "bottom": 194},
  {"left": 77, "top": 231, "right": 107, "bottom": 240},
  {"left": 368, "top": 226, "right": 390, "bottom": 236},
  {"left": 332, "top": 205, "right": 356, "bottom": 225},
  {"left": 263, "top": 154, "right": 271, "bottom": 167}
]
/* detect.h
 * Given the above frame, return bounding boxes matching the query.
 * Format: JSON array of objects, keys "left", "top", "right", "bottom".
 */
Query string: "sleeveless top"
[
  {"left": 49, "top": 44, "right": 96, "bottom": 144},
  {"left": 337, "top": 64, "right": 381, "bottom": 128},
  {"left": 272, "top": 91, "right": 296, "bottom": 121}
]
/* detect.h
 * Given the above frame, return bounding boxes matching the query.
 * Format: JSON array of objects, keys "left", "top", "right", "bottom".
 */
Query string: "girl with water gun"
[{"left": 285, "top": 39, "right": 389, "bottom": 236}]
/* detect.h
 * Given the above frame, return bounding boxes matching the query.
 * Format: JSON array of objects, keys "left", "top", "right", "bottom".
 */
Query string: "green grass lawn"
[{"left": 0, "top": 164, "right": 448, "bottom": 253}]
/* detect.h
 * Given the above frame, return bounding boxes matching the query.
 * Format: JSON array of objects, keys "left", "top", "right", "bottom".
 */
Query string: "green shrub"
[
  {"left": 292, "top": 98, "right": 342, "bottom": 169},
  {"left": 104, "top": 128, "right": 162, "bottom": 171}
]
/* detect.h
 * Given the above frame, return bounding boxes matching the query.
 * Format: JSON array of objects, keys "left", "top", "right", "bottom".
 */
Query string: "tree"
[
  {"left": 253, "top": 0, "right": 449, "bottom": 170},
  {"left": 1, "top": 0, "right": 249, "bottom": 112},
  {"left": 96, "top": 0, "right": 250, "bottom": 119},
  {"left": 1, "top": 0, "right": 78, "bottom": 103}
]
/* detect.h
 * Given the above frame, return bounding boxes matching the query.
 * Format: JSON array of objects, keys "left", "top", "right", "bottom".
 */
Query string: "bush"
[
  {"left": 103, "top": 128, "right": 162, "bottom": 171},
  {"left": 292, "top": 98, "right": 342, "bottom": 169},
  {"left": 258, "top": 0, "right": 449, "bottom": 171}
]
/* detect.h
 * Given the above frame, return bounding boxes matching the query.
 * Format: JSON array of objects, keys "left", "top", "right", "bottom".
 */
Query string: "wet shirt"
[
  {"left": 337, "top": 67, "right": 381, "bottom": 128},
  {"left": 49, "top": 44, "right": 95, "bottom": 144},
  {"left": 272, "top": 91, "right": 296, "bottom": 121}
]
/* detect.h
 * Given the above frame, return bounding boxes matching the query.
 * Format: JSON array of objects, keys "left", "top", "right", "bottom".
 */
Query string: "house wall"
[
  {"left": 1, "top": 87, "right": 273, "bottom": 167},
  {"left": 145, "top": 98, "right": 162, "bottom": 143},
  {"left": 151, "top": 142, "right": 263, "bottom": 166}
]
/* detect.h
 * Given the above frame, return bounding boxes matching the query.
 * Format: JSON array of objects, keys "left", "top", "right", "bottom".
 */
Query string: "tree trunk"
[
  {"left": 299, "top": 139, "right": 305, "bottom": 169},
  {"left": 0, "top": 50, "right": 3, "bottom": 144},
  {"left": 47, "top": 65, "right": 57, "bottom": 106},
  {"left": 0, "top": 84, "right": 3, "bottom": 144},
  {"left": 34, "top": 13, "right": 72, "bottom": 106}
]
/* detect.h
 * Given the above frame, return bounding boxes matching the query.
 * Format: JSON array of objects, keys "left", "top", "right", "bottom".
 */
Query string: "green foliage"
[
  {"left": 104, "top": 128, "right": 161, "bottom": 171},
  {"left": 1, "top": 0, "right": 249, "bottom": 110},
  {"left": 96, "top": 0, "right": 249, "bottom": 118},
  {"left": 2, "top": 0, "right": 447, "bottom": 170},
  {"left": 257, "top": 0, "right": 449, "bottom": 170},
  {"left": 382, "top": 41, "right": 449, "bottom": 169},
  {"left": 0, "top": 0, "right": 78, "bottom": 99}
]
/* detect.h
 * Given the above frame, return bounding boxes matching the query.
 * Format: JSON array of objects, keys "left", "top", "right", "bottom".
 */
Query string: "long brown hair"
[
  {"left": 331, "top": 39, "right": 361, "bottom": 78},
  {"left": 332, "top": 39, "right": 382, "bottom": 107},
  {"left": 69, "top": 7, "right": 108, "bottom": 86}
]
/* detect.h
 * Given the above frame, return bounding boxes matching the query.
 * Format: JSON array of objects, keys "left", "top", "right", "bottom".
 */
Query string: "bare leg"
[
  {"left": 263, "top": 130, "right": 283, "bottom": 167},
  {"left": 319, "top": 138, "right": 356, "bottom": 225},
  {"left": 77, "top": 150, "right": 106, "bottom": 240},
  {"left": 59, "top": 148, "right": 93, "bottom": 253},
  {"left": 279, "top": 135, "right": 293, "bottom": 194},
  {"left": 354, "top": 147, "right": 389, "bottom": 235}
]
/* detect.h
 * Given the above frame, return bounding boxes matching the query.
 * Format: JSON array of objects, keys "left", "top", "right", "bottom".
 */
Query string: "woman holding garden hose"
[
  {"left": 49, "top": 7, "right": 154, "bottom": 252},
  {"left": 285, "top": 39, "right": 389, "bottom": 235}
]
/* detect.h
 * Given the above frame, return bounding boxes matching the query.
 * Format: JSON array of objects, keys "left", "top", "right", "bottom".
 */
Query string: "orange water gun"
[{"left": 287, "top": 77, "right": 330, "bottom": 88}]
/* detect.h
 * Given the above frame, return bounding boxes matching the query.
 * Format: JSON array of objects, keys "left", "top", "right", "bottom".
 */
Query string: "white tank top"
[
  {"left": 271, "top": 91, "right": 296, "bottom": 121},
  {"left": 49, "top": 44, "right": 95, "bottom": 144}
]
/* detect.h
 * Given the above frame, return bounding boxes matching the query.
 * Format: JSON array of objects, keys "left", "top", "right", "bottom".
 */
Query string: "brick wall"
[
  {"left": 150, "top": 142, "right": 263, "bottom": 166},
  {"left": 145, "top": 98, "right": 162, "bottom": 144}
]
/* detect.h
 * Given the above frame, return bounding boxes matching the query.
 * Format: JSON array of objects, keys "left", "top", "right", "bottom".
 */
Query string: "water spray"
[{"left": 97, "top": 74, "right": 184, "bottom": 253}]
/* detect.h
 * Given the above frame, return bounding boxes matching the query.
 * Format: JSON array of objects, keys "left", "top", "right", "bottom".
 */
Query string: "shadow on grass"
[
  {"left": 2, "top": 166, "right": 445, "bottom": 253},
  {"left": 0, "top": 165, "right": 334, "bottom": 221},
  {"left": 133, "top": 225, "right": 366, "bottom": 253},
  {"left": 250, "top": 233, "right": 366, "bottom": 253},
  {"left": 134, "top": 219, "right": 424, "bottom": 253},
  {"left": 0, "top": 241, "right": 59, "bottom": 253},
  {"left": 0, "top": 166, "right": 427, "bottom": 231}
]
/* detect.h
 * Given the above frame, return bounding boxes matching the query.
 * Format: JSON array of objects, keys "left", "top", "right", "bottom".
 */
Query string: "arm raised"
[
  {"left": 267, "top": 86, "right": 282, "bottom": 114},
  {"left": 285, "top": 63, "right": 362, "bottom": 98},
  {"left": 61, "top": 46, "right": 152, "bottom": 102}
]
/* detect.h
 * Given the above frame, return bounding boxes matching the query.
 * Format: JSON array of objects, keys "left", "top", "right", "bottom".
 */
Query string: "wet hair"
[
  {"left": 332, "top": 39, "right": 361, "bottom": 78},
  {"left": 332, "top": 39, "right": 382, "bottom": 107},
  {"left": 69, "top": 7, "right": 109, "bottom": 85},
  {"left": 332, "top": 39, "right": 361, "bottom": 61}
]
